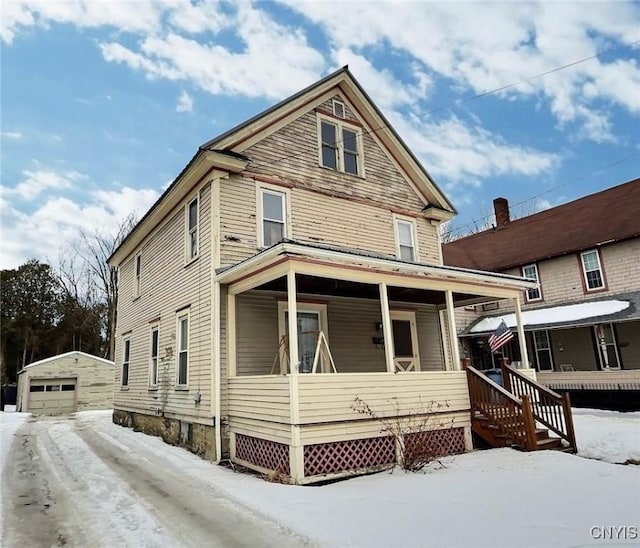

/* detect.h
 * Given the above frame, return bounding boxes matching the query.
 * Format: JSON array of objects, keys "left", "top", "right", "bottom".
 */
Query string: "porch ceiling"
[{"left": 258, "top": 274, "right": 479, "bottom": 305}]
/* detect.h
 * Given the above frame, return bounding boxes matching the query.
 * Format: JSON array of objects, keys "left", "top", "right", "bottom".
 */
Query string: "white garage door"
[{"left": 28, "top": 378, "right": 77, "bottom": 415}]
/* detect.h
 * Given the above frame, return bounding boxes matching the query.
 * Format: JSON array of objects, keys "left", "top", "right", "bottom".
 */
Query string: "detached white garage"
[{"left": 17, "top": 351, "right": 115, "bottom": 415}]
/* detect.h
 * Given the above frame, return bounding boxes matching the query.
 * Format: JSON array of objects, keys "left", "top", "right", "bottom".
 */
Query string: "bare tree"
[{"left": 64, "top": 214, "right": 137, "bottom": 360}]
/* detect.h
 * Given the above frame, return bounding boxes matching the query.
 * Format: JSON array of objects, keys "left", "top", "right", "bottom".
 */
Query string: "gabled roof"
[
  {"left": 110, "top": 67, "right": 456, "bottom": 266},
  {"left": 200, "top": 66, "right": 455, "bottom": 216},
  {"left": 18, "top": 351, "right": 114, "bottom": 374},
  {"left": 443, "top": 177, "right": 640, "bottom": 271}
]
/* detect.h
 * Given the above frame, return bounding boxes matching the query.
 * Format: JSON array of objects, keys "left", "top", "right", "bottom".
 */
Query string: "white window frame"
[
  {"left": 176, "top": 312, "right": 190, "bottom": 387},
  {"left": 277, "top": 302, "right": 329, "bottom": 373},
  {"left": 256, "top": 183, "right": 291, "bottom": 249},
  {"left": 122, "top": 337, "right": 131, "bottom": 388},
  {"left": 185, "top": 195, "right": 199, "bottom": 262},
  {"left": 332, "top": 99, "right": 346, "bottom": 118},
  {"left": 522, "top": 263, "right": 541, "bottom": 302},
  {"left": 134, "top": 253, "right": 142, "bottom": 298},
  {"left": 532, "top": 330, "right": 553, "bottom": 371},
  {"left": 316, "top": 113, "right": 364, "bottom": 177},
  {"left": 394, "top": 216, "right": 419, "bottom": 262},
  {"left": 580, "top": 249, "right": 604, "bottom": 291},
  {"left": 149, "top": 325, "right": 159, "bottom": 387}
]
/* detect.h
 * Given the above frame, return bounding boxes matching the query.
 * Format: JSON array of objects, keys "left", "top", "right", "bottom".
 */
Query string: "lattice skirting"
[
  {"left": 404, "top": 427, "right": 466, "bottom": 460},
  {"left": 304, "top": 436, "right": 396, "bottom": 477},
  {"left": 235, "top": 434, "right": 290, "bottom": 475}
]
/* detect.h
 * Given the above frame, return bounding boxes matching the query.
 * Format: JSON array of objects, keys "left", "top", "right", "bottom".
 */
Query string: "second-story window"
[
  {"left": 395, "top": 218, "right": 417, "bottom": 262},
  {"left": 186, "top": 197, "right": 199, "bottom": 261},
  {"left": 134, "top": 253, "right": 141, "bottom": 298},
  {"left": 580, "top": 249, "right": 604, "bottom": 291},
  {"left": 319, "top": 118, "right": 361, "bottom": 176},
  {"left": 522, "top": 263, "right": 541, "bottom": 301},
  {"left": 261, "top": 188, "right": 287, "bottom": 247}
]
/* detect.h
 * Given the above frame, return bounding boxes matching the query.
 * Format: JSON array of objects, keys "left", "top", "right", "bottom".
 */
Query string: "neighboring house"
[
  {"left": 16, "top": 351, "right": 115, "bottom": 415},
  {"left": 443, "top": 179, "right": 640, "bottom": 408},
  {"left": 108, "top": 67, "right": 553, "bottom": 485}
]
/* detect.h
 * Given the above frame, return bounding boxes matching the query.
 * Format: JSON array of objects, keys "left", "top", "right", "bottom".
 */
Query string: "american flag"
[{"left": 488, "top": 320, "right": 514, "bottom": 353}]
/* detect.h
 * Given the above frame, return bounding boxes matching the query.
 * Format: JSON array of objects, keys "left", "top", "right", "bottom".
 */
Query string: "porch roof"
[
  {"left": 461, "top": 291, "right": 640, "bottom": 335},
  {"left": 215, "top": 239, "right": 536, "bottom": 301}
]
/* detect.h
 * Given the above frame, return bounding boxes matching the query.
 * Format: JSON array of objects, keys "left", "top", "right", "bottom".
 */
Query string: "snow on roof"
[
  {"left": 18, "top": 351, "right": 114, "bottom": 373},
  {"left": 470, "top": 300, "right": 631, "bottom": 333}
]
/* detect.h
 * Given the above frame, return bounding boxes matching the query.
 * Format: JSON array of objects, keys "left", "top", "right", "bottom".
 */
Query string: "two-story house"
[
  {"left": 108, "top": 67, "right": 552, "bottom": 485},
  {"left": 443, "top": 179, "right": 640, "bottom": 409}
]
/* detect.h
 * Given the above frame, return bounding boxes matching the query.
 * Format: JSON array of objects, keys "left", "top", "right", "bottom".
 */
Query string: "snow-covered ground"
[{"left": 1, "top": 408, "right": 638, "bottom": 547}]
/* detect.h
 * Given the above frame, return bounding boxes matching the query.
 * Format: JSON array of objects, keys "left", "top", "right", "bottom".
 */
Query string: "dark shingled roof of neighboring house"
[{"left": 442, "top": 177, "right": 640, "bottom": 271}]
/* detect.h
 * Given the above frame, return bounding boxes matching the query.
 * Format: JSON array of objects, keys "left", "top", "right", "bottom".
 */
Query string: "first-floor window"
[
  {"left": 122, "top": 338, "right": 131, "bottom": 387},
  {"left": 149, "top": 326, "right": 159, "bottom": 386},
  {"left": 532, "top": 330, "right": 553, "bottom": 371},
  {"left": 177, "top": 314, "right": 189, "bottom": 385},
  {"left": 395, "top": 218, "right": 417, "bottom": 262}
]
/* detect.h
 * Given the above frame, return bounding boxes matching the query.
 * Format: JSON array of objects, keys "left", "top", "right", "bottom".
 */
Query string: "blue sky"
[{"left": 1, "top": 0, "right": 639, "bottom": 268}]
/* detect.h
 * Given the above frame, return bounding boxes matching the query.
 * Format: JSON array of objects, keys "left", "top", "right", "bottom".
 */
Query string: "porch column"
[
  {"left": 286, "top": 268, "right": 304, "bottom": 482},
  {"left": 514, "top": 296, "right": 529, "bottom": 367},
  {"left": 227, "top": 291, "right": 236, "bottom": 377},
  {"left": 287, "top": 270, "right": 299, "bottom": 373},
  {"left": 444, "top": 290, "right": 461, "bottom": 370},
  {"left": 379, "top": 283, "right": 395, "bottom": 373}
]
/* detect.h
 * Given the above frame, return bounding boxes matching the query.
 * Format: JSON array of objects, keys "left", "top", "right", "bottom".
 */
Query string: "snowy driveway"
[{"left": 1, "top": 412, "right": 308, "bottom": 548}]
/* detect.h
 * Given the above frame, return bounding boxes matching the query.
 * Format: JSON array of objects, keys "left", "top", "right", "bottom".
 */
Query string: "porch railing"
[
  {"left": 501, "top": 362, "right": 577, "bottom": 452},
  {"left": 466, "top": 365, "right": 538, "bottom": 451}
]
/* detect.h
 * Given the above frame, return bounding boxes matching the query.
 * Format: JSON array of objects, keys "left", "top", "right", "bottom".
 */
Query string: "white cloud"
[
  {"left": 1, "top": 131, "right": 23, "bottom": 139},
  {"left": 7, "top": 169, "right": 85, "bottom": 200},
  {"left": 1, "top": 0, "right": 165, "bottom": 44},
  {"left": 175, "top": 90, "right": 193, "bottom": 113},
  {"left": 99, "top": 4, "right": 325, "bottom": 99},
  {"left": 0, "top": 185, "right": 159, "bottom": 269},
  {"left": 283, "top": 0, "right": 640, "bottom": 142}
]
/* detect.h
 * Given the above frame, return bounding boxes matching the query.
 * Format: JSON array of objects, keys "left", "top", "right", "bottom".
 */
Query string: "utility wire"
[
  {"left": 248, "top": 39, "right": 640, "bottom": 171},
  {"left": 442, "top": 151, "right": 640, "bottom": 239}
]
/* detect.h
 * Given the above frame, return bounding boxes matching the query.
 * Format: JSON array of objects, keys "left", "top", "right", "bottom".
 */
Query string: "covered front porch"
[{"left": 215, "top": 241, "right": 536, "bottom": 483}]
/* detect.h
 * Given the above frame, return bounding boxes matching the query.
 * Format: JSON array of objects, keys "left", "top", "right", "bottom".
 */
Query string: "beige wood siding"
[
  {"left": 17, "top": 353, "right": 114, "bottom": 413},
  {"left": 226, "top": 371, "right": 470, "bottom": 445},
  {"left": 219, "top": 175, "right": 441, "bottom": 268},
  {"left": 113, "top": 183, "right": 214, "bottom": 425},
  {"left": 296, "top": 371, "right": 470, "bottom": 424},
  {"left": 241, "top": 97, "right": 426, "bottom": 215},
  {"left": 233, "top": 291, "right": 446, "bottom": 376}
]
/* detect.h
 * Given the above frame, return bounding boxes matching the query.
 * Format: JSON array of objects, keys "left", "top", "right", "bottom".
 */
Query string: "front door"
[
  {"left": 279, "top": 302, "right": 328, "bottom": 373},
  {"left": 390, "top": 310, "right": 420, "bottom": 371}
]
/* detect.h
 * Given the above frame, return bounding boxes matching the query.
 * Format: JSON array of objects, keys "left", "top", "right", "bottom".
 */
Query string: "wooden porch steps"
[{"left": 466, "top": 364, "right": 577, "bottom": 454}]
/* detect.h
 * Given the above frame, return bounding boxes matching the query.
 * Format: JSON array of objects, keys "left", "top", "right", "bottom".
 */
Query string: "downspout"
[{"left": 213, "top": 279, "right": 222, "bottom": 463}]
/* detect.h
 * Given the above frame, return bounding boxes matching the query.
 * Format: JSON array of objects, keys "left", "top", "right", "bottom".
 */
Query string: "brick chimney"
[{"left": 493, "top": 197, "right": 510, "bottom": 227}]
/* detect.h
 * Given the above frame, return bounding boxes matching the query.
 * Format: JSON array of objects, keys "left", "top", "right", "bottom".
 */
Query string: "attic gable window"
[
  {"left": 580, "top": 249, "right": 605, "bottom": 291},
  {"left": 318, "top": 116, "right": 362, "bottom": 176},
  {"left": 332, "top": 99, "right": 345, "bottom": 118}
]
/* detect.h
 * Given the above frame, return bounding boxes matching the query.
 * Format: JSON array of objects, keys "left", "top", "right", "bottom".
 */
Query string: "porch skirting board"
[{"left": 231, "top": 426, "right": 467, "bottom": 484}]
